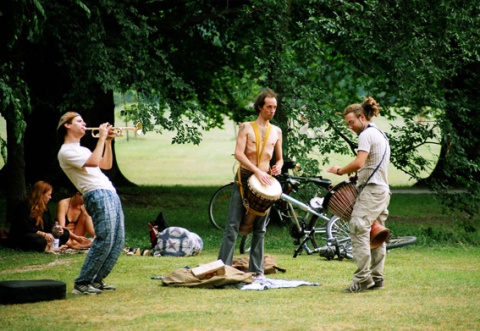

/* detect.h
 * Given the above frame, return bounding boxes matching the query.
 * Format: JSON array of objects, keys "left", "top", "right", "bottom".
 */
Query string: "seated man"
[{"left": 56, "top": 192, "right": 95, "bottom": 249}]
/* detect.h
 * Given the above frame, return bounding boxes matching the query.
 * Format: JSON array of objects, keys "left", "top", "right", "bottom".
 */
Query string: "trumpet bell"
[{"left": 370, "top": 221, "right": 390, "bottom": 249}]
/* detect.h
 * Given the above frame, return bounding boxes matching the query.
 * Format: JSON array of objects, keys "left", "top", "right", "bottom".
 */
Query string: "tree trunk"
[
  {"left": 0, "top": 88, "right": 135, "bottom": 227},
  {"left": 417, "top": 61, "right": 480, "bottom": 187},
  {"left": 83, "top": 89, "right": 136, "bottom": 188},
  {"left": 47, "top": 89, "right": 136, "bottom": 191}
]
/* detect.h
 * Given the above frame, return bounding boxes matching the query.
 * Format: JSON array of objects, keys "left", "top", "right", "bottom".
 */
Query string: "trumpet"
[{"left": 86, "top": 122, "right": 143, "bottom": 138}]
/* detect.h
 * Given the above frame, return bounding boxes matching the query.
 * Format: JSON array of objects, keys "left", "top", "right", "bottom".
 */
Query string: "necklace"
[{"left": 256, "top": 121, "right": 267, "bottom": 141}]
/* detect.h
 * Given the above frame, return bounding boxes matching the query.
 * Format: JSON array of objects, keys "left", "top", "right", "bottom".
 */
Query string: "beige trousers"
[{"left": 349, "top": 184, "right": 391, "bottom": 284}]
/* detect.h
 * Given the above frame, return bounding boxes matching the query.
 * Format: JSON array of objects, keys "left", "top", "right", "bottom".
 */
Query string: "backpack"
[{"left": 152, "top": 226, "right": 203, "bottom": 257}]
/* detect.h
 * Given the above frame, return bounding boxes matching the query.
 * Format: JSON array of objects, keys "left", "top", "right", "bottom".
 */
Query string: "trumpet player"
[{"left": 57, "top": 112, "right": 125, "bottom": 295}]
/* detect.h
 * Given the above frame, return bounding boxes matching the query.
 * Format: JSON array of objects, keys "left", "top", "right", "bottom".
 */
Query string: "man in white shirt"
[
  {"left": 327, "top": 97, "right": 391, "bottom": 293},
  {"left": 57, "top": 112, "right": 125, "bottom": 295}
]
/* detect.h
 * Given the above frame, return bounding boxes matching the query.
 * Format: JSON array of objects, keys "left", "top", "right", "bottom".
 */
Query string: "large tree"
[
  {"left": 2, "top": 0, "right": 479, "bottom": 227},
  {"left": 286, "top": 0, "right": 480, "bottom": 218}
]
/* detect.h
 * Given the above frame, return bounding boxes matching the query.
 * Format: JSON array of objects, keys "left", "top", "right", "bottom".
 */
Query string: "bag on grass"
[
  {"left": 232, "top": 254, "right": 286, "bottom": 274},
  {"left": 162, "top": 265, "right": 253, "bottom": 288},
  {"left": 152, "top": 226, "right": 203, "bottom": 257}
]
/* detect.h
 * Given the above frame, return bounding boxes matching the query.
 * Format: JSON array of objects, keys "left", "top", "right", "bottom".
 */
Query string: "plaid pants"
[{"left": 75, "top": 189, "right": 125, "bottom": 285}]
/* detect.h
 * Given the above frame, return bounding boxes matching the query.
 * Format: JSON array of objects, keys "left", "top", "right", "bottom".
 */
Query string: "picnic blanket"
[
  {"left": 238, "top": 278, "right": 321, "bottom": 291},
  {"left": 158, "top": 265, "right": 320, "bottom": 290}
]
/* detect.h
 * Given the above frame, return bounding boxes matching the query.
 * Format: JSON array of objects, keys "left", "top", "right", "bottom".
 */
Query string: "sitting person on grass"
[
  {"left": 56, "top": 192, "right": 95, "bottom": 249},
  {"left": 8, "top": 181, "right": 69, "bottom": 252}
]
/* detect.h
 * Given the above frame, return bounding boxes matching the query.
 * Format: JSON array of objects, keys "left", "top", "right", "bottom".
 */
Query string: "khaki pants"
[{"left": 349, "top": 184, "right": 391, "bottom": 284}]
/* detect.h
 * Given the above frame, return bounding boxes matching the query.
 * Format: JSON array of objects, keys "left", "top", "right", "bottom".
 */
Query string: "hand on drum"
[
  {"left": 256, "top": 170, "right": 273, "bottom": 186},
  {"left": 271, "top": 164, "right": 282, "bottom": 176}
]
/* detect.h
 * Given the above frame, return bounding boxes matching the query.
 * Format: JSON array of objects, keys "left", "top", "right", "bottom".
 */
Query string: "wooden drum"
[
  {"left": 240, "top": 175, "right": 282, "bottom": 235},
  {"left": 322, "top": 180, "right": 358, "bottom": 221}
]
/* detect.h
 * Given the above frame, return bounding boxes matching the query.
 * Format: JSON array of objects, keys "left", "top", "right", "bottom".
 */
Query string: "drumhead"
[{"left": 247, "top": 175, "right": 282, "bottom": 200}]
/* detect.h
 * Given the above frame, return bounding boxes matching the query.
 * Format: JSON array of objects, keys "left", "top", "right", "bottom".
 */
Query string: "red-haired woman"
[{"left": 9, "top": 181, "right": 69, "bottom": 252}]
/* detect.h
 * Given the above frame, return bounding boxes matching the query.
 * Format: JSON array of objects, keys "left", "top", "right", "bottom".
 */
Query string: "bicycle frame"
[{"left": 280, "top": 193, "right": 351, "bottom": 259}]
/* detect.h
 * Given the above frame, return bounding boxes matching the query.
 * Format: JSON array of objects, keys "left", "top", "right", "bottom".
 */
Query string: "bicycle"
[
  {"left": 279, "top": 192, "right": 417, "bottom": 260},
  {"left": 209, "top": 172, "right": 350, "bottom": 257},
  {"left": 209, "top": 173, "right": 417, "bottom": 260}
]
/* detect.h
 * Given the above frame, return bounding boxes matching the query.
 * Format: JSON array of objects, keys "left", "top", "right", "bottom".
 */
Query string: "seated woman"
[
  {"left": 56, "top": 192, "right": 95, "bottom": 249},
  {"left": 9, "top": 181, "right": 69, "bottom": 252}
]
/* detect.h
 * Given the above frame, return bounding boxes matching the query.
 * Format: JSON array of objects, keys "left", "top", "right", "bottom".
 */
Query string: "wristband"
[{"left": 337, "top": 168, "right": 341, "bottom": 175}]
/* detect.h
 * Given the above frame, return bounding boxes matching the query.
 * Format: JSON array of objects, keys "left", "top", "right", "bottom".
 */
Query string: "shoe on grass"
[
  {"left": 369, "top": 280, "right": 384, "bottom": 290},
  {"left": 252, "top": 273, "right": 266, "bottom": 280},
  {"left": 72, "top": 284, "right": 102, "bottom": 295},
  {"left": 92, "top": 281, "right": 116, "bottom": 291},
  {"left": 344, "top": 280, "right": 375, "bottom": 293}
]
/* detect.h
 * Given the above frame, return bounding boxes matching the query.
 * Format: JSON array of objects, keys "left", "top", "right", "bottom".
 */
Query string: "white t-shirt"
[
  {"left": 357, "top": 123, "right": 390, "bottom": 189},
  {"left": 58, "top": 143, "right": 115, "bottom": 194}
]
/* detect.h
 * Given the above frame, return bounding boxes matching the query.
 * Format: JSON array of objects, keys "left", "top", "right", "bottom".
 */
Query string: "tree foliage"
[{"left": 1, "top": 0, "right": 479, "bottom": 226}]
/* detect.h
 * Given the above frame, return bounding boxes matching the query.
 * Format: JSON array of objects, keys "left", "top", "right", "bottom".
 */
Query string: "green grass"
[
  {"left": 1, "top": 185, "right": 478, "bottom": 330},
  {"left": 112, "top": 114, "right": 438, "bottom": 187},
  {"left": 2, "top": 112, "right": 475, "bottom": 331},
  {"left": 0, "top": 246, "right": 478, "bottom": 330}
]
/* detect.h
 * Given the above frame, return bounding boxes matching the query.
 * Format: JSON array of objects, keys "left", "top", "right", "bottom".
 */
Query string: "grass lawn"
[
  {"left": 1, "top": 185, "right": 478, "bottom": 330},
  {"left": 112, "top": 114, "right": 438, "bottom": 188},
  {"left": 0, "top": 246, "right": 478, "bottom": 331},
  {"left": 1, "top": 110, "right": 473, "bottom": 331}
]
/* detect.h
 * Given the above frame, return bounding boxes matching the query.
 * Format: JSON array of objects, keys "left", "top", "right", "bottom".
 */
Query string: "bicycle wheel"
[
  {"left": 305, "top": 214, "right": 327, "bottom": 249},
  {"left": 326, "top": 215, "right": 349, "bottom": 241},
  {"left": 386, "top": 236, "right": 417, "bottom": 250},
  {"left": 208, "top": 183, "right": 234, "bottom": 230},
  {"left": 326, "top": 215, "right": 352, "bottom": 247}
]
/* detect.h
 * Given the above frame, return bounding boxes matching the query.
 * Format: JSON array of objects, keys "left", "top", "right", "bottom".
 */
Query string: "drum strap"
[{"left": 236, "top": 121, "right": 272, "bottom": 216}]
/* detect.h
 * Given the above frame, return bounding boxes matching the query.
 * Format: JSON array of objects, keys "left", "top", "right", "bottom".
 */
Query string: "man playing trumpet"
[{"left": 57, "top": 112, "right": 125, "bottom": 295}]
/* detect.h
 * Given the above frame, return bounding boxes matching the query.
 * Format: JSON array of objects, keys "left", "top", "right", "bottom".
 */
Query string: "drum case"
[{"left": 0, "top": 279, "right": 66, "bottom": 304}]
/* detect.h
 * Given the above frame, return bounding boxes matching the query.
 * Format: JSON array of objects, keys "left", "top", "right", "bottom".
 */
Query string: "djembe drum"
[
  {"left": 240, "top": 175, "right": 282, "bottom": 235},
  {"left": 322, "top": 180, "right": 390, "bottom": 249}
]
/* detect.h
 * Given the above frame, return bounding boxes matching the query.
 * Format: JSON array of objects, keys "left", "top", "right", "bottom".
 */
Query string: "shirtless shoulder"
[{"left": 239, "top": 121, "right": 253, "bottom": 132}]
